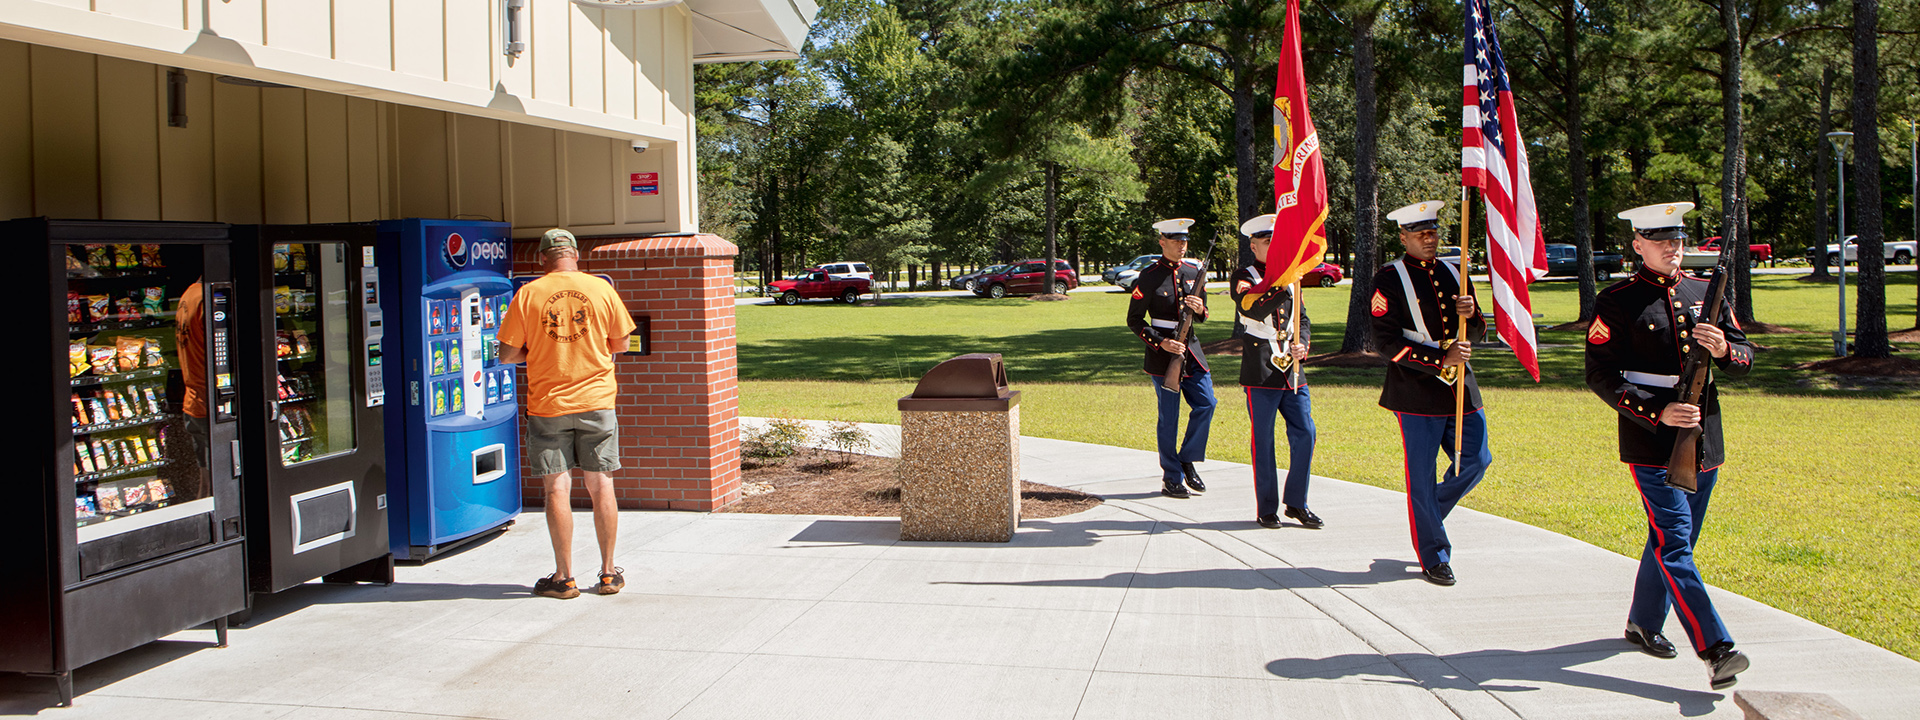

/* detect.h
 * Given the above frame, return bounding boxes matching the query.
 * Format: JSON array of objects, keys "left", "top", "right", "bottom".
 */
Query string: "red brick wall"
[{"left": 511, "top": 234, "right": 741, "bottom": 511}]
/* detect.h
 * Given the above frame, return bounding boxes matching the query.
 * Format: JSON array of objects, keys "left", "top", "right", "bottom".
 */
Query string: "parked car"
[
  {"left": 817, "top": 261, "right": 873, "bottom": 280},
  {"left": 1299, "top": 261, "right": 1344, "bottom": 287},
  {"left": 1694, "top": 237, "right": 1771, "bottom": 265},
  {"left": 765, "top": 268, "right": 872, "bottom": 305},
  {"left": 1804, "top": 236, "right": 1916, "bottom": 266},
  {"left": 1102, "top": 255, "right": 1159, "bottom": 290},
  {"left": 1545, "top": 243, "right": 1625, "bottom": 279},
  {"left": 948, "top": 264, "right": 1010, "bottom": 292},
  {"left": 1437, "top": 246, "right": 1480, "bottom": 273},
  {"left": 972, "top": 259, "right": 1078, "bottom": 298}
]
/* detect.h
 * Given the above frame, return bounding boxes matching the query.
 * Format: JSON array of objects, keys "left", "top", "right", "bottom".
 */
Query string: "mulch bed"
[
  {"left": 1030, "top": 293, "right": 1071, "bottom": 302},
  {"left": 720, "top": 448, "right": 1103, "bottom": 519},
  {"left": 1890, "top": 328, "right": 1920, "bottom": 344}
]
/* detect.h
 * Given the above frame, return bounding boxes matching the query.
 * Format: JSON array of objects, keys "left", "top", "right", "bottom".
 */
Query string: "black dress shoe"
[
  {"left": 1421, "top": 562, "right": 1457, "bottom": 586},
  {"left": 1624, "top": 622, "right": 1678, "bottom": 659},
  {"left": 1180, "top": 462, "right": 1206, "bottom": 493},
  {"left": 1161, "top": 482, "right": 1191, "bottom": 499},
  {"left": 1256, "top": 515, "right": 1283, "bottom": 529},
  {"left": 1700, "top": 642, "right": 1749, "bottom": 689},
  {"left": 1283, "top": 505, "right": 1324, "bottom": 529}
]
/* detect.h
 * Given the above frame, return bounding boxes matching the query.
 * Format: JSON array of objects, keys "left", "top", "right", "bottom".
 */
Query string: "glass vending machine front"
[
  {"left": 267, "top": 242, "right": 358, "bottom": 468},
  {"left": 65, "top": 243, "right": 214, "bottom": 556}
]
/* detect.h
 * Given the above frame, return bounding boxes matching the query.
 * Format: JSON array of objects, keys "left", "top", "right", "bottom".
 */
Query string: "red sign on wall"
[{"left": 629, "top": 172, "right": 659, "bottom": 196}]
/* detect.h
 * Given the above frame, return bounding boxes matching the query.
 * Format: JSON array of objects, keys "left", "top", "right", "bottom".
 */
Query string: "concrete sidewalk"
[{"left": 4, "top": 420, "right": 1915, "bottom": 719}]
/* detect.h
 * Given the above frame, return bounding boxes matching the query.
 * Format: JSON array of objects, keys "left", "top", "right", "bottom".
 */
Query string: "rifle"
[
  {"left": 1161, "top": 234, "right": 1218, "bottom": 392},
  {"left": 1664, "top": 254, "right": 1733, "bottom": 493}
]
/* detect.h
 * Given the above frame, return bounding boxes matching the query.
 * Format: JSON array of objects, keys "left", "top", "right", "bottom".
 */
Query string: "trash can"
[{"left": 896, "top": 353, "right": 1022, "bottom": 542}]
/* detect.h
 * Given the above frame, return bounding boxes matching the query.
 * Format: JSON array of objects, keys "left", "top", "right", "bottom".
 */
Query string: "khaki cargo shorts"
[{"left": 527, "top": 409, "right": 621, "bottom": 476}]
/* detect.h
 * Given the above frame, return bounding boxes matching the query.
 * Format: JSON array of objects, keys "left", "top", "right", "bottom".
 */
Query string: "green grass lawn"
[{"left": 736, "top": 272, "right": 1920, "bottom": 659}]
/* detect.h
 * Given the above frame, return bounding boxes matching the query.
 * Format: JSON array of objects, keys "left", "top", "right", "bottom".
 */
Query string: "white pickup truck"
[{"left": 1809, "top": 236, "right": 1917, "bottom": 266}]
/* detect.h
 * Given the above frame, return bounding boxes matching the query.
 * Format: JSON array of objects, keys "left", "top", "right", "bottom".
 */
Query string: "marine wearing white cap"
[
  {"left": 1386, "top": 201, "right": 1446, "bottom": 232},
  {"left": 1153, "top": 218, "right": 1196, "bottom": 238},
  {"left": 1617, "top": 202, "right": 1695, "bottom": 241},
  {"left": 1230, "top": 212, "right": 1324, "bottom": 530},
  {"left": 1239, "top": 214, "right": 1275, "bottom": 238}
]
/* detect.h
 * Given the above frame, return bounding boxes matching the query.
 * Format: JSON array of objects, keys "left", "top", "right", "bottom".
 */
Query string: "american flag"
[{"left": 1462, "top": 0, "right": 1547, "bottom": 381}]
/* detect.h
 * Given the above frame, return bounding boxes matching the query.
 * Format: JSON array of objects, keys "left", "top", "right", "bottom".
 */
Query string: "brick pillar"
[{"left": 511, "top": 234, "right": 741, "bottom": 511}]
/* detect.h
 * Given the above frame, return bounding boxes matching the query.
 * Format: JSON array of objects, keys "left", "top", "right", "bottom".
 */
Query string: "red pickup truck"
[{"left": 766, "top": 268, "right": 872, "bottom": 305}]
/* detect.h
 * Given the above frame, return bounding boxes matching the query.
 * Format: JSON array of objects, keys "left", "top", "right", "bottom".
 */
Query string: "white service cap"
[
  {"left": 1617, "top": 202, "right": 1695, "bottom": 240},
  {"left": 1386, "top": 201, "right": 1445, "bottom": 231},
  {"left": 1239, "top": 214, "right": 1277, "bottom": 237},
  {"left": 1152, "top": 218, "right": 1196, "bottom": 237}
]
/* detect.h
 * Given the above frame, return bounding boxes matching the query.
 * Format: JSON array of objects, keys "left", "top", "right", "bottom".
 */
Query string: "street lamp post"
[{"left": 1827, "top": 131, "right": 1853, "bottom": 356}]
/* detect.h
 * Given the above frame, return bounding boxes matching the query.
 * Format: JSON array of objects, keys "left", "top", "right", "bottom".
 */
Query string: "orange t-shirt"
[
  {"left": 176, "top": 281, "right": 208, "bottom": 419},
  {"left": 497, "top": 271, "right": 635, "bottom": 417}
]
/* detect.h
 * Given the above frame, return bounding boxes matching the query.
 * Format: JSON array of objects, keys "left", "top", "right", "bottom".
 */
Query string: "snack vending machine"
[
  {"left": 2, "top": 219, "right": 248, "bottom": 706},
  {"left": 233, "top": 224, "right": 392, "bottom": 595},
  {"left": 377, "top": 219, "right": 521, "bottom": 561}
]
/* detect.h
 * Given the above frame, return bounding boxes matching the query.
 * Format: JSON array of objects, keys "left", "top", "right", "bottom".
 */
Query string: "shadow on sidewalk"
[
  {"left": 789, "top": 516, "right": 1164, "bottom": 549},
  {"left": 929, "top": 559, "right": 1420, "bottom": 592},
  {"left": 240, "top": 581, "right": 531, "bottom": 627},
  {"left": 1268, "top": 639, "right": 1725, "bottom": 717}
]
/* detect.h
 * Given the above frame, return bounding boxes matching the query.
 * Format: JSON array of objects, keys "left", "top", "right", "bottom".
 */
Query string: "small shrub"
[
  {"left": 744, "top": 418, "right": 810, "bottom": 463},
  {"left": 823, "top": 420, "right": 873, "bottom": 465}
]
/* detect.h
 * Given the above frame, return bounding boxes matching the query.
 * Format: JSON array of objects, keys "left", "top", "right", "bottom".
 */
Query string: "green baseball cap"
[{"left": 538, "top": 228, "right": 578, "bottom": 253}]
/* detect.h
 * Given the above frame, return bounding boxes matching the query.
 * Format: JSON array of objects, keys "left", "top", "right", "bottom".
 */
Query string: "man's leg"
[
  {"left": 1151, "top": 376, "right": 1182, "bottom": 481},
  {"left": 581, "top": 471, "right": 619, "bottom": 575},
  {"left": 1277, "top": 386, "right": 1317, "bottom": 509},
  {"left": 1436, "top": 408, "right": 1492, "bottom": 518},
  {"left": 1245, "top": 387, "right": 1282, "bottom": 519},
  {"left": 1396, "top": 413, "right": 1449, "bottom": 569},
  {"left": 544, "top": 470, "right": 576, "bottom": 580},
  {"left": 1629, "top": 464, "right": 1732, "bottom": 653},
  {"left": 1176, "top": 370, "right": 1216, "bottom": 464}
]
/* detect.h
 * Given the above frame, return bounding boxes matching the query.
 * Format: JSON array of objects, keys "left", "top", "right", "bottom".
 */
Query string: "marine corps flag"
[{"left": 1255, "top": 0, "right": 1329, "bottom": 294}]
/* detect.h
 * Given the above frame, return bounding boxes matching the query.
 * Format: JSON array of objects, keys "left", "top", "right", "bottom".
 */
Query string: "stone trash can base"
[{"left": 899, "top": 408, "right": 1020, "bottom": 542}]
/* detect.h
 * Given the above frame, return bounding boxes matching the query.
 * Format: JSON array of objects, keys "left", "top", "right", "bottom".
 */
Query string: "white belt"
[
  {"left": 1150, "top": 319, "right": 1179, "bottom": 329},
  {"left": 1401, "top": 329, "right": 1439, "bottom": 349},
  {"left": 1622, "top": 371, "right": 1678, "bottom": 388}
]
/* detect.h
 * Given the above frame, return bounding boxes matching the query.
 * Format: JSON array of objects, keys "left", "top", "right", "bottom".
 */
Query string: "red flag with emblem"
[{"left": 1256, "top": 0, "right": 1329, "bottom": 294}]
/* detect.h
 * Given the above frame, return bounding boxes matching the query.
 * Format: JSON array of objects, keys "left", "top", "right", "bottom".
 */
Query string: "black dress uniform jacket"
[
  {"left": 1127, "top": 257, "right": 1210, "bottom": 377},
  {"left": 1584, "top": 267, "right": 1754, "bottom": 469},
  {"left": 1368, "top": 256, "right": 1487, "bottom": 415},
  {"left": 1231, "top": 263, "right": 1310, "bottom": 388}
]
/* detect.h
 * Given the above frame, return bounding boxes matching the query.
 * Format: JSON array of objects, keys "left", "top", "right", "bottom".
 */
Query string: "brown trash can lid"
[{"left": 899, "top": 353, "right": 1018, "bottom": 411}]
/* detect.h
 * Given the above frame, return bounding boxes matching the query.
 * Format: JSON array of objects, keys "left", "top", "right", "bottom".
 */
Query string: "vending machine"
[
  {"left": 2, "top": 219, "right": 248, "bottom": 705},
  {"left": 377, "top": 219, "right": 521, "bottom": 561},
  {"left": 232, "top": 224, "right": 393, "bottom": 595}
]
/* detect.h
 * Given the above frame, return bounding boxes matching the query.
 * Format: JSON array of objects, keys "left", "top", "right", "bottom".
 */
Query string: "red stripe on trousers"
[
  {"left": 1630, "top": 466, "right": 1706, "bottom": 649},
  {"left": 1396, "top": 413, "right": 1424, "bottom": 571}
]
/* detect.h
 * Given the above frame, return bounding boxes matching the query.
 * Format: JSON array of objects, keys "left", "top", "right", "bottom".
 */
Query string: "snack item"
[
  {"left": 122, "top": 483, "right": 148, "bottom": 506},
  {"left": 68, "top": 292, "right": 85, "bottom": 323},
  {"left": 88, "top": 398, "right": 110, "bottom": 425},
  {"left": 116, "top": 337, "right": 145, "bottom": 372},
  {"left": 274, "top": 286, "right": 292, "bottom": 315},
  {"left": 70, "top": 341, "right": 89, "bottom": 377},
  {"left": 130, "top": 436, "right": 151, "bottom": 463},
  {"left": 272, "top": 244, "right": 290, "bottom": 271},
  {"left": 114, "top": 245, "right": 138, "bottom": 270},
  {"left": 142, "top": 385, "right": 162, "bottom": 414},
  {"left": 87, "top": 295, "right": 111, "bottom": 323},
  {"left": 143, "top": 435, "right": 161, "bottom": 461},
  {"left": 289, "top": 244, "right": 307, "bottom": 272},
  {"left": 147, "top": 479, "right": 172, "bottom": 502},
  {"left": 95, "top": 486, "right": 125, "bottom": 513},
  {"left": 98, "top": 390, "right": 121, "bottom": 422},
  {"left": 87, "top": 245, "right": 113, "bottom": 270},
  {"left": 157, "top": 427, "right": 168, "bottom": 454},
  {"left": 75, "top": 441, "right": 97, "bottom": 474},
  {"left": 72, "top": 397, "right": 90, "bottom": 427},
  {"left": 143, "top": 287, "right": 165, "bottom": 318},
  {"left": 115, "top": 296, "right": 139, "bottom": 322},
  {"left": 76, "top": 496, "right": 98, "bottom": 520},
  {"left": 144, "top": 338, "right": 166, "bottom": 367},
  {"left": 292, "top": 330, "right": 312, "bottom": 356},
  {"left": 118, "top": 439, "right": 139, "bottom": 465},
  {"left": 66, "top": 251, "right": 95, "bottom": 277},
  {"left": 276, "top": 332, "right": 293, "bottom": 359},
  {"left": 141, "top": 244, "right": 164, "bottom": 268}
]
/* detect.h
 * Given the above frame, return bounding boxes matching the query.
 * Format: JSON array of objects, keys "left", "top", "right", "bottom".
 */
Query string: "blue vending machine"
[{"left": 378, "top": 219, "right": 521, "bottom": 561}]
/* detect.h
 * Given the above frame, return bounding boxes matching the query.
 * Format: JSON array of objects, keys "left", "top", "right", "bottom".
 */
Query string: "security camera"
[{"left": 631, "top": 139, "right": 649, "bottom": 153}]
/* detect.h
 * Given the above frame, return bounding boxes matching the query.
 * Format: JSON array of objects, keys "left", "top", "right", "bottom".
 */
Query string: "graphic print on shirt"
[{"left": 540, "top": 290, "right": 594, "bottom": 343}]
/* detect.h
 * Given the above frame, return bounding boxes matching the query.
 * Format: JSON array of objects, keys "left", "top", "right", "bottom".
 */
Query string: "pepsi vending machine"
[{"left": 377, "top": 220, "right": 520, "bottom": 561}]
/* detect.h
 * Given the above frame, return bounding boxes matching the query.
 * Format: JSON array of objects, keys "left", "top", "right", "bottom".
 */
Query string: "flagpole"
[
  {"left": 1454, "top": 187, "right": 1472, "bottom": 472},
  {"left": 1289, "top": 282, "right": 1303, "bottom": 395}
]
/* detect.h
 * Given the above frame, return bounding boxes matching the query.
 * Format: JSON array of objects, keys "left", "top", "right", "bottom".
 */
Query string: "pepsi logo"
[{"left": 443, "top": 233, "right": 469, "bottom": 268}]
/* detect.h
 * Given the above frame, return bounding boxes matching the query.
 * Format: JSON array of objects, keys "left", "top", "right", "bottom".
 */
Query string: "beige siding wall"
[{"left": 0, "top": 41, "right": 687, "bottom": 237}]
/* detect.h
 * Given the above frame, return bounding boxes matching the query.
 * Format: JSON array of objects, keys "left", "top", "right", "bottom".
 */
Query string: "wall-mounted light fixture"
[
  {"left": 167, "top": 69, "right": 188, "bottom": 128},
  {"left": 505, "top": 0, "right": 528, "bottom": 57}
]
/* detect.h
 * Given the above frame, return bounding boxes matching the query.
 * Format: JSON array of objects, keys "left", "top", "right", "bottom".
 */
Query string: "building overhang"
[{"left": 687, "top": 0, "right": 818, "bottom": 64}]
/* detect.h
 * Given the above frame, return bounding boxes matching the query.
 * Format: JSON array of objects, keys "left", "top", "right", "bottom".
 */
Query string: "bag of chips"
[
  {"left": 88, "top": 345, "right": 117, "bottom": 375},
  {"left": 140, "top": 244, "right": 164, "bottom": 268},
  {"left": 122, "top": 482, "right": 148, "bottom": 506},
  {"left": 86, "top": 295, "right": 111, "bottom": 323},
  {"left": 274, "top": 286, "right": 292, "bottom": 315},
  {"left": 115, "top": 296, "right": 139, "bottom": 322},
  {"left": 76, "top": 496, "right": 99, "bottom": 520},
  {"left": 147, "top": 478, "right": 172, "bottom": 502},
  {"left": 95, "top": 486, "right": 125, "bottom": 513},
  {"left": 70, "top": 341, "right": 89, "bottom": 377},
  {"left": 87, "top": 245, "right": 112, "bottom": 270},
  {"left": 115, "top": 337, "right": 145, "bottom": 372},
  {"left": 68, "top": 292, "right": 84, "bottom": 323},
  {"left": 272, "top": 244, "right": 290, "bottom": 271},
  {"left": 289, "top": 244, "right": 307, "bottom": 272},
  {"left": 143, "top": 288, "right": 165, "bottom": 318},
  {"left": 293, "top": 330, "right": 312, "bottom": 356},
  {"left": 143, "top": 338, "right": 166, "bottom": 368},
  {"left": 114, "top": 245, "right": 138, "bottom": 270}
]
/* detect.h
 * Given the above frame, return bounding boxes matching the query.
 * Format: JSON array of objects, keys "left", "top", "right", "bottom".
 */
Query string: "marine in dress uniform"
[
  {"left": 1126, "top": 218, "right": 1214, "bottom": 498},
  {"left": 1232, "top": 214, "right": 1323, "bottom": 529},
  {"left": 1586, "top": 202, "right": 1754, "bottom": 689},
  {"left": 1369, "top": 200, "right": 1490, "bottom": 586}
]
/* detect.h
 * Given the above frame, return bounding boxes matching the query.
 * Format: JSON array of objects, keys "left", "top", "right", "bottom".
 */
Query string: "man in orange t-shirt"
[
  {"left": 176, "top": 280, "right": 209, "bottom": 464},
  {"left": 498, "top": 229, "right": 636, "bottom": 600}
]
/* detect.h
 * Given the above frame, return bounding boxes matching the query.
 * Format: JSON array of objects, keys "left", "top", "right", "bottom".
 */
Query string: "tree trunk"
[
  {"left": 1563, "top": 0, "right": 1598, "bottom": 321},
  {"left": 1812, "top": 66, "right": 1834, "bottom": 279},
  {"left": 1342, "top": 10, "right": 1382, "bottom": 354},
  {"left": 1850, "top": 0, "right": 1888, "bottom": 357},
  {"left": 1718, "top": 0, "right": 1754, "bottom": 324}
]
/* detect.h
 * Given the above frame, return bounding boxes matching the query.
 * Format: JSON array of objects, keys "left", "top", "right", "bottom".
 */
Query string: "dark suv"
[{"left": 973, "top": 259, "right": 1078, "bottom": 298}]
